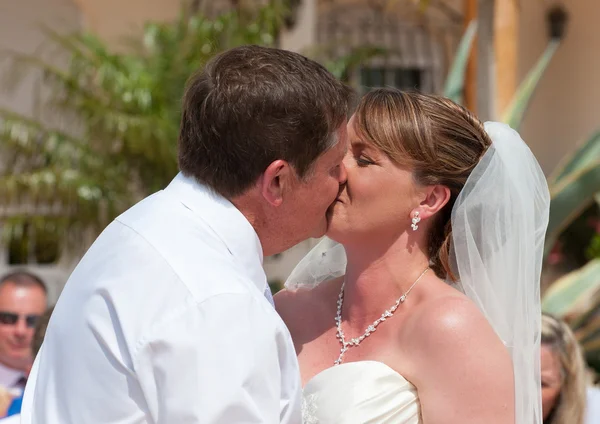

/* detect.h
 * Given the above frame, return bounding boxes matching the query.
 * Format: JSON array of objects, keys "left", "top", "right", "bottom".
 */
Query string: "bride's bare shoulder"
[
  {"left": 399, "top": 289, "right": 514, "bottom": 421},
  {"left": 406, "top": 293, "right": 497, "bottom": 346},
  {"left": 402, "top": 292, "right": 511, "bottom": 375}
]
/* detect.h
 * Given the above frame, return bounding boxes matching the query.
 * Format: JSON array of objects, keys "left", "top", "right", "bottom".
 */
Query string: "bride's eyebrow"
[
  {"left": 351, "top": 140, "right": 368, "bottom": 149},
  {"left": 352, "top": 140, "right": 377, "bottom": 156}
]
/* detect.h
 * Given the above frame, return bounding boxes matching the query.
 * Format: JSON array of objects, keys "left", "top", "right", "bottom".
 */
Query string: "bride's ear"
[{"left": 415, "top": 185, "right": 451, "bottom": 220}]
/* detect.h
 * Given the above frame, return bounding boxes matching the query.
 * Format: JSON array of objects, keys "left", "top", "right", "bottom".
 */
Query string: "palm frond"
[{"left": 0, "top": 3, "right": 289, "bottom": 258}]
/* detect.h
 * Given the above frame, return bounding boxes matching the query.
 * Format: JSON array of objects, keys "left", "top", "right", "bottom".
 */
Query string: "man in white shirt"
[
  {"left": 0, "top": 272, "right": 47, "bottom": 396},
  {"left": 21, "top": 45, "right": 352, "bottom": 423}
]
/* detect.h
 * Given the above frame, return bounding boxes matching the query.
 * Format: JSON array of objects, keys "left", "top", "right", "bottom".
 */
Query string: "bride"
[{"left": 275, "top": 88, "right": 549, "bottom": 423}]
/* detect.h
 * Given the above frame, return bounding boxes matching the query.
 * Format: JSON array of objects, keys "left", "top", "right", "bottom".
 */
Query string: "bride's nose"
[{"left": 338, "top": 161, "right": 348, "bottom": 185}]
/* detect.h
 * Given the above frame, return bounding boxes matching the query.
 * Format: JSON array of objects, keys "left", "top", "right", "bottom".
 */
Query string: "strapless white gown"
[{"left": 302, "top": 361, "right": 422, "bottom": 423}]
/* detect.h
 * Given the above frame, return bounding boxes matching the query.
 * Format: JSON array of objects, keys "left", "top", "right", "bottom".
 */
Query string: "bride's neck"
[{"left": 341, "top": 238, "right": 430, "bottom": 325}]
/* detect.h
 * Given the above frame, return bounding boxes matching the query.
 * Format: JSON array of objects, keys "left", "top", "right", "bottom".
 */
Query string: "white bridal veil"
[{"left": 285, "top": 122, "right": 550, "bottom": 424}]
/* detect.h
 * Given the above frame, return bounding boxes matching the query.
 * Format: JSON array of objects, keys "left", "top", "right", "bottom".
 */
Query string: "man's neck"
[
  {"left": 230, "top": 192, "right": 273, "bottom": 255},
  {"left": 230, "top": 187, "right": 302, "bottom": 257}
]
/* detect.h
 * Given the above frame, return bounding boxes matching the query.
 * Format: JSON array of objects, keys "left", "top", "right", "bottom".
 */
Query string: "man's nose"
[{"left": 14, "top": 317, "right": 28, "bottom": 337}]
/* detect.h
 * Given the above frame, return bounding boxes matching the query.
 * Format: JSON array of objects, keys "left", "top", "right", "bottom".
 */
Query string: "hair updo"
[{"left": 353, "top": 88, "right": 492, "bottom": 280}]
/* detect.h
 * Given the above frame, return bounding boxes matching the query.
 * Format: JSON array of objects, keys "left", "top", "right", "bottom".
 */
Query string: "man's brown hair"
[{"left": 178, "top": 45, "right": 353, "bottom": 197}]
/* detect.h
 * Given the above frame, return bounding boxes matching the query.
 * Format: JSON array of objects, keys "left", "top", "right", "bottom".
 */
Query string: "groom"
[{"left": 20, "top": 45, "right": 352, "bottom": 423}]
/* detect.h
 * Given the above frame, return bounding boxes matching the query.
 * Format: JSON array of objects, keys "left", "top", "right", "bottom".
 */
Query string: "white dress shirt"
[
  {"left": 0, "top": 414, "right": 19, "bottom": 424},
  {"left": 0, "top": 362, "right": 26, "bottom": 395},
  {"left": 21, "top": 173, "right": 302, "bottom": 423}
]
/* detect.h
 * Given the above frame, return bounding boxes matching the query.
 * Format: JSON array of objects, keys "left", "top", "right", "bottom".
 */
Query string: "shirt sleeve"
[{"left": 133, "top": 293, "right": 302, "bottom": 424}]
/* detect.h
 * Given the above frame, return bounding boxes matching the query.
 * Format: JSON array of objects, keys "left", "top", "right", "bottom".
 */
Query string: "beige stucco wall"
[
  {"left": 70, "top": 0, "right": 181, "bottom": 44},
  {"left": 519, "top": 0, "right": 600, "bottom": 175},
  {"left": 0, "top": 0, "right": 81, "bottom": 115}
]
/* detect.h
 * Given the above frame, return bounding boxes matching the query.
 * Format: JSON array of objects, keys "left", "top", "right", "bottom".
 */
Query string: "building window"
[
  {"left": 360, "top": 67, "right": 424, "bottom": 93},
  {"left": 316, "top": 5, "right": 463, "bottom": 97}
]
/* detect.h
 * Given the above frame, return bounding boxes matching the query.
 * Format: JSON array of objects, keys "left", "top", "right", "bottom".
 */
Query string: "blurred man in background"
[
  {"left": 0, "top": 305, "right": 53, "bottom": 422},
  {"left": 0, "top": 272, "right": 46, "bottom": 393}
]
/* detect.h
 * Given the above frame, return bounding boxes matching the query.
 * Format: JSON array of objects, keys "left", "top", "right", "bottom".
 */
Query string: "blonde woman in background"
[{"left": 541, "top": 312, "right": 587, "bottom": 424}]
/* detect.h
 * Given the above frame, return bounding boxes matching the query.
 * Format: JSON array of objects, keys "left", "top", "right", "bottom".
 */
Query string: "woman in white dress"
[{"left": 275, "top": 89, "right": 549, "bottom": 423}]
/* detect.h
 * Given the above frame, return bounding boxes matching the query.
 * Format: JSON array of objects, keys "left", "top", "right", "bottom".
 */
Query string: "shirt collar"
[
  {"left": 164, "top": 173, "right": 267, "bottom": 293},
  {"left": 0, "top": 361, "right": 25, "bottom": 389}
]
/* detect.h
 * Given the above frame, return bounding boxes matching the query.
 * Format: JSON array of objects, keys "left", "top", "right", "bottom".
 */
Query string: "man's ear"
[
  {"left": 414, "top": 185, "right": 451, "bottom": 221},
  {"left": 259, "top": 160, "right": 294, "bottom": 207}
]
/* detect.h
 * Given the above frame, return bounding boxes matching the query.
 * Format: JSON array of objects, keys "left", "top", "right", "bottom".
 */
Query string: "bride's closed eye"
[
  {"left": 356, "top": 156, "right": 375, "bottom": 167},
  {"left": 351, "top": 140, "right": 377, "bottom": 167}
]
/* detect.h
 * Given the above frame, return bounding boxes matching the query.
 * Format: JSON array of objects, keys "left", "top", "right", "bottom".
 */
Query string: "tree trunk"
[
  {"left": 494, "top": 0, "right": 519, "bottom": 117},
  {"left": 476, "top": 0, "right": 495, "bottom": 121}
]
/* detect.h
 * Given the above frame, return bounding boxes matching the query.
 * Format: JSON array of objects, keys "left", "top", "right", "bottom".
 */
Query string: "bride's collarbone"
[{"left": 299, "top": 324, "right": 413, "bottom": 383}]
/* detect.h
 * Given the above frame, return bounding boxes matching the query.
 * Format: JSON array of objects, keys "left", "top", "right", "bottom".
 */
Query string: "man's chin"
[
  {"left": 309, "top": 202, "right": 340, "bottom": 239},
  {"left": 325, "top": 201, "right": 338, "bottom": 220},
  {"left": 310, "top": 220, "right": 328, "bottom": 239}
]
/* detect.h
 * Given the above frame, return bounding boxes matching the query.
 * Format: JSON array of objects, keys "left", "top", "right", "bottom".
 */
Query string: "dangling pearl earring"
[{"left": 411, "top": 211, "right": 421, "bottom": 231}]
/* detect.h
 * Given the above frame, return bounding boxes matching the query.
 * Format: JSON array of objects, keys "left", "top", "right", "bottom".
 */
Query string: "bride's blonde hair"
[{"left": 353, "top": 88, "right": 491, "bottom": 280}]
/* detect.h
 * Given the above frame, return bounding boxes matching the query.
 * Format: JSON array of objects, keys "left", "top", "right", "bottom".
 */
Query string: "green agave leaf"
[
  {"left": 580, "top": 337, "right": 600, "bottom": 357},
  {"left": 573, "top": 315, "right": 600, "bottom": 344},
  {"left": 570, "top": 290, "right": 600, "bottom": 332},
  {"left": 443, "top": 20, "right": 477, "bottom": 104},
  {"left": 542, "top": 259, "right": 600, "bottom": 316},
  {"left": 549, "top": 130, "right": 600, "bottom": 184},
  {"left": 575, "top": 316, "right": 600, "bottom": 348},
  {"left": 545, "top": 162, "right": 600, "bottom": 257},
  {"left": 502, "top": 40, "right": 560, "bottom": 130}
]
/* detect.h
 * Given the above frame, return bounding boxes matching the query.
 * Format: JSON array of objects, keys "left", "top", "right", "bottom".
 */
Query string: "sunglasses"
[{"left": 0, "top": 312, "right": 40, "bottom": 328}]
